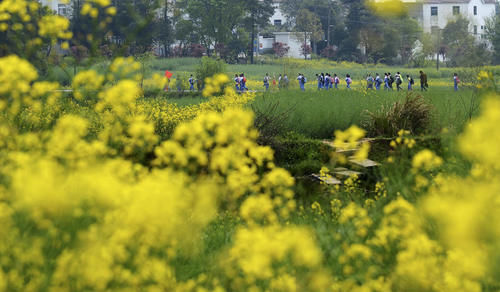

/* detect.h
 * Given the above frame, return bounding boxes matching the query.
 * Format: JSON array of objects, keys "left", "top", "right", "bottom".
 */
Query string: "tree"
[
  {"left": 320, "top": 45, "right": 338, "bottom": 59},
  {"left": 154, "top": 0, "right": 174, "bottom": 57},
  {"left": 273, "top": 42, "right": 290, "bottom": 58},
  {"left": 485, "top": 15, "right": 500, "bottom": 64},
  {"left": 174, "top": 19, "right": 199, "bottom": 56},
  {"left": 178, "top": 0, "right": 246, "bottom": 56},
  {"left": 443, "top": 16, "right": 490, "bottom": 67},
  {"left": 395, "top": 17, "right": 422, "bottom": 65},
  {"left": 109, "top": 0, "right": 160, "bottom": 55},
  {"left": 295, "top": 9, "right": 323, "bottom": 59},
  {"left": 301, "top": 43, "right": 312, "bottom": 59},
  {"left": 242, "top": 0, "right": 274, "bottom": 64},
  {"left": 338, "top": 0, "right": 370, "bottom": 60}
]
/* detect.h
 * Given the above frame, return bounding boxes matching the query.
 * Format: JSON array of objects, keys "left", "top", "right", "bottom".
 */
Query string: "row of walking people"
[{"left": 293, "top": 71, "right": 460, "bottom": 91}]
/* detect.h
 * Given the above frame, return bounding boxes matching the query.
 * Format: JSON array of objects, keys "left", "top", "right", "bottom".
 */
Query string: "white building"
[
  {"left": 259, "top": 32, "right": 310, "bottom": 59},
  {"left": 269, "top": 0, "right": 286, "bottom": 26},
  {"left": 39, "top": 0, "right": 69, "bottom": 16},
  {"left": 373, "top": 0, "right": 497, "bottom": 37},
  {"left": 421, "top": 0, "right": 497, "bottom": 38}
]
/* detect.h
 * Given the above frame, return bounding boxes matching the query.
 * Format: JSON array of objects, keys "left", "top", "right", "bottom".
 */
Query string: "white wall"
[
  {"left": 274, "top": 32, "right": 310, "bottom": 59},
  {"left": 422, "top": 1, "right": 496, "bottom": 35},
  {"left": 269, "top": 2, "right": 285, "bottom": 26},
  {"left": 468, "top": 0, "right": 497, "bottom": 38},
  {"left": 39, "top": 0, "right": 69, "bottom": 16}
]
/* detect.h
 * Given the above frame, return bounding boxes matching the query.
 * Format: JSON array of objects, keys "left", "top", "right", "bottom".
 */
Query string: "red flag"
[{"left": 165, "top": 70, "right": 173, "bottom": 79}]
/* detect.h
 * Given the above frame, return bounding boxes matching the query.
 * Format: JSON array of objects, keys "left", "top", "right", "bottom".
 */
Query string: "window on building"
[
  {"left": 274, "top": 19, "right": 282, "bottom": 26},
  {"left": 474, "top": 25, "right": 477, "bottom": 35},
  {"left": 431, "top": 7, "right": 438, "bottom": 16},
  {"left": 58, "top": 4, "right": 67, "bottom": 16},
  {"left": 453, "top": 6, "right": 460, "bottom": 15},
  {"left": 474, "top": 6, "right": 477, "bottom": 15}
]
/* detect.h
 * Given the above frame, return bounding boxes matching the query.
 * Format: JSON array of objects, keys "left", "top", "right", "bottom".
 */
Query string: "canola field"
[{"left": 1, "top": 1, "right": 500, "bottom": 292}]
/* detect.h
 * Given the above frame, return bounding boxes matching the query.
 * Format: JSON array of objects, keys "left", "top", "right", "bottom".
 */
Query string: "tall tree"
[
  {"left": 242, "top": 0, "right": 274, "bottom": 64},
  {"left": 109, "top": 0, "right": 160, "bottom": 55},
  {"left": 338, "top": 0, "right": 371, "bottom": 61},
  {"left": 443, "top": 16, "right": 490, "bottom": 67},
  {"left": 485, "top": 14, "right": 500, "bottom": 64},
  {"left": 178, "top": 0, "right": 246, "bottom": 56},
  {"left": 154, "top": 0, "right": 174, "bottom": 57},
  {"left": 295, "top": 9, "right": 323, "bottom": 59}
]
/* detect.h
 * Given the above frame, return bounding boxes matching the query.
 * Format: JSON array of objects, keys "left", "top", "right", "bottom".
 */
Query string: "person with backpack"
[
  {"left": 420, "top": 71, "right": 428, "bottom": 91},
  {"left": 324, "top": 73, "right": 331, "bottom": 90},
  {"left": 297, "top": 73, "right": 306, "bottom": 91},
  {"left": 375, "top": 73, "right": 382, "bottom": 90},
  {"left": 388, "top": 73, "right": 394, "bottom": 90},
  {"left": 345, "top": 74, "right": 352, "bottom": 89},
  {"left": 189, "top": 75, "right": 195, "bottom": 91},
  {"left": 384, "top": 73, "right": 389, "bottom": 90},
  {"left": 240, "top": 73, "right": 247, "bottom": 92},
  {"left": 395, "top": 72, "right": 403, "bottom": 91},
  {"left": 453, "top": 73, "right": 460, "bottom": 91},
  {"left": 234, "top": 74, "right": 240, "bottom": 92},
  {"left": 284, "top": 74, "right": 289, "bottom": 89},
  {"left": 407, "top": 75, "right": 414, "bottom": 91},
  {"left": 366, "top": 74, "right": 374, "bottom": 90},
  {"left": 334, "top": 74, "right": 340, "bottom": 89},
  {"left": 317, "top": 73, "right": 325, "bottom": 90},
  {"left": 263, "top": 73, "right": 270, "bottom": 91}
]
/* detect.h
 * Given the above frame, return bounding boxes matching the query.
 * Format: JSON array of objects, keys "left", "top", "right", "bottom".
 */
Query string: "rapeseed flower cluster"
[{"left": 202, "top": 73, "right": 231, "bottom": 97}]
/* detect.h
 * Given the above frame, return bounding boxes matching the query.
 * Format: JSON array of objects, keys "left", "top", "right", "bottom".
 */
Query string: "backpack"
[
  {"left": 390, "top": 76, "right": 395, "bottom": 84},
  {"left": 410, "top": 78, "right": 415, "bottom": 85},
  {"left": 456, "top": 77, "right": 460, "bottom": 84},
  {"left": 396, "top": 77, "right": 402, "bottom": 85}
]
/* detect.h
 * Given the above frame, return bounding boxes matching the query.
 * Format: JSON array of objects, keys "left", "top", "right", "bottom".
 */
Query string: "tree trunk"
[
  {"left": 304, "top": 32, "right": 307, "bottom": 60},
  {"left": 250, "top": 12, "right": 255, "bottom": 64}
]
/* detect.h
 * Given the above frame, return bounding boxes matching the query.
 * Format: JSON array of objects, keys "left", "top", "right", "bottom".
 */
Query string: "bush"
[
  {"left": 270, "top": 132, "right": 330, "bottom": 176},
  {"left": 175, "top": 73, "right": 189, "bottom": 92},
  {"left": 363, "top": 93, "right": 433, "bottom": 137},
  {"left": 251, "top": 96, "right": 296, "bottom": 144},
  {"left": 195, "top": 57, "right": 226, "bottom": 88}
]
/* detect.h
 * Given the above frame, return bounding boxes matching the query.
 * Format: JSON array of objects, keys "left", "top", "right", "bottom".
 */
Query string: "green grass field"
[
  {"left": 164, "top": 87, "right": 480, "bottom": 139},
  {"left": 253, "top": 88, "right": 480, "bottom": 138}
]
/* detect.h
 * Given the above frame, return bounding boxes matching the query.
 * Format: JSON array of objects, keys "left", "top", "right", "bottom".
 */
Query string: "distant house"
[
  {"left": 422, "top": 0, "right": 496, "bottom": 38},
  {"left": 373, "top": 0, "right": 497, "bottom": 38},
  {"left": 269, "top": 0, "right": 286, "bottom": 27},
  {"left": 39, "top": 0, "right": 69, "bottom": 16},
  {"left": 259, "top": 32, "right": 310, "bottom": 59}
]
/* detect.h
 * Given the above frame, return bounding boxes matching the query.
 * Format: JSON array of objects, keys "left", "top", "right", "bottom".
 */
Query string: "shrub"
[
  {"left": 270, "top": 132, "right": 330, "bottom": 176},
  {"left": 273, "top": 42, "right": 290, "bottom": 58},
  {"left": 195, "top": 57, "right": 226, "bottom": 88},
  {"left": 251, "top": 96, "right": 295, "bottom": 144},
  {"left": 363, "top": 93, "right": 433, "bottom": 137}
]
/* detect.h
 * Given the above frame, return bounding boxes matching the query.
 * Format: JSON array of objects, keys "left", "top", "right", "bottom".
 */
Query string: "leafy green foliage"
[
  {"left": 195, "top": 57, "right": 226, "bottom": 87},
  {"left": 443, "top": 16, "right": 491, "bottom": 67}
]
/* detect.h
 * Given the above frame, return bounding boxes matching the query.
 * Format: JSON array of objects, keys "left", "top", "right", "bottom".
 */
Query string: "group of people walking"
[
  {"left": 288, "top": 70, "right": 460, "bottom": 92},
  {"left": 189, "top": 70, "right": 460, "bottom": 93},
  {"left": 264, "top": 73, "right": 291, "bottom": 91},
  {"left": 234, "top": 73, "right": 249, "bottom": 92}
]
